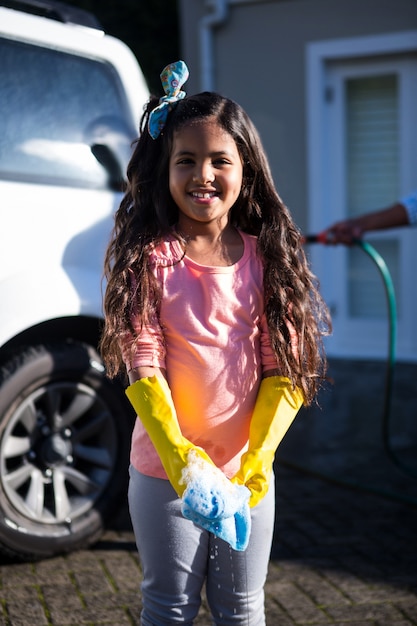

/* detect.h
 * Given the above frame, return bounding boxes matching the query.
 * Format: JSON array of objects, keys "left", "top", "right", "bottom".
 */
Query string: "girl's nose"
[{"left": 193, "top": 163, "right": 214, "bottom": 184}]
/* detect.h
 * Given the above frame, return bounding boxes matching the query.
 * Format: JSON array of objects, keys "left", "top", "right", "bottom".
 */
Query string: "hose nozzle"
[{"left": 301, "top": 232, "right": 330, "bottom": 245}]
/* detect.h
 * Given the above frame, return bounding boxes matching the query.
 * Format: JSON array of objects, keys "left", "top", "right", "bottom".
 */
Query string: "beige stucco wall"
[{"left": 179, "top": 0, "right": 417, "bottom": 231}]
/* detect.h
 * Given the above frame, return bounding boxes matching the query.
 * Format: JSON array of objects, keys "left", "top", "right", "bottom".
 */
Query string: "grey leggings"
[{"left": 128, "top": 465, "right": 275, "bottom": 625}]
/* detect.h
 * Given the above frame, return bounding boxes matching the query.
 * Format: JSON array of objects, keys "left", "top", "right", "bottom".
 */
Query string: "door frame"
[{"left": 306, "top": 30, "right": 417, "bottom": 362}]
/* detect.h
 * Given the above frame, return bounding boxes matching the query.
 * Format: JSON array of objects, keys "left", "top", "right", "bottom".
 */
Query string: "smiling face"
[{"left": 168, "top": 118, "right": 243, "bottom": 233}]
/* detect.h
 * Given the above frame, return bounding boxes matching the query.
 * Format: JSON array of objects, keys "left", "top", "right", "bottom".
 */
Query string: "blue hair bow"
[{"left": 148, "top": 60, "right": 189, "bottom": 139}]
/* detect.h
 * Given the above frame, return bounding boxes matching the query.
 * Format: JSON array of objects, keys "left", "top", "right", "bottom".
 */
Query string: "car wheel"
[{"left": 0, "top": 341, "right": 133, "bottom": 561}]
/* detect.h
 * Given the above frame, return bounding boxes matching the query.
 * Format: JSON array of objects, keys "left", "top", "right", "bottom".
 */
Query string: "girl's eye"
[
  {"left": 176, "top": 158, "right": 194, "bottom": 165},
  {"left": 174, "top": 157, "right": 231, "bottom": 166}
]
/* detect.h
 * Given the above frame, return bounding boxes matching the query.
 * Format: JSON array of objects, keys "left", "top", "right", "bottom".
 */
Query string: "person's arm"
[
  {"left": 231, "top": 376, "right": 303, "bottom": 506},
  {"left": 125, "top": 366, "right": 252, "bottom": 551},
  {"left": 128, "top": 365, "right": 166, "bottom": 384},
  {"left": 325, "top": 202, "right": 410, "bottom": 245},
  {"left": 231, "top": 317, "right": 303, "bottom": 507},
  {"left": 401, "top": 191, "right": 417, "bottom": 226}
]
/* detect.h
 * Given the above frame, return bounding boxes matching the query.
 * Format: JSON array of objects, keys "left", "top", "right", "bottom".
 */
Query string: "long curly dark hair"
[{"left": 100, "top": 91, "right": 331, "bottom": 405}]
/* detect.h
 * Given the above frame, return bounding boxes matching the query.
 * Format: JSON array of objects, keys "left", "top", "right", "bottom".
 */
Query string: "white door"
[{"left": 309, "top": 50, "right": 417, "bottom": 362}]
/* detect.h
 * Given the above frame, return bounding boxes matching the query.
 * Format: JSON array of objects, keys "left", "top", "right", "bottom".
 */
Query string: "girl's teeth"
[{"left": 193, "top": 192, "right": 214, "bottom": 198}]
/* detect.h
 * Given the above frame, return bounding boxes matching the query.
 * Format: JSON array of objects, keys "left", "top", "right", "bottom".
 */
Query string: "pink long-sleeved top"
[{"left": 122, "top": 230, "right": 279, "bottom": 479}]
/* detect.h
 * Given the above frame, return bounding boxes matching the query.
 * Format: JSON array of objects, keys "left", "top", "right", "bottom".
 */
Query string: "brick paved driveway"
[
  {"left": 0, "top": 463, "right": 415, "bottom": 626},
  {"left": 0, "top": 358, "right": 416, "bottom": 625}
]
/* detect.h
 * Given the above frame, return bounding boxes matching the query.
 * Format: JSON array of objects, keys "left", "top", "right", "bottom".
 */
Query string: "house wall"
[{"left": 179, "top": 0, "right": 417, "bottom": 231}]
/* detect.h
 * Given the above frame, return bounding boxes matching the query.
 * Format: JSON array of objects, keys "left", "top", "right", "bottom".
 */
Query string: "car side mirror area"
[
  {"left": 90, "top": 143, "right": 126, "bottom": 191},
  {"left": 86, "top": 115, "right": 136, "bottom": 191}
]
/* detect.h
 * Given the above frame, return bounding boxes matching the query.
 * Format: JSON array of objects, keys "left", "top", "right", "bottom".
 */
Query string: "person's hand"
[
  {"left": 231, "top": 449, "right": 275, "bottom": 507},
  {"left": 323, "top": 219, "right": 363, "bottom": 245}
]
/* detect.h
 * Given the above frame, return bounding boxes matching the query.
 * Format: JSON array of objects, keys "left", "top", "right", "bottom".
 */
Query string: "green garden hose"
[
  {"left": 280, "top": 236, "right": 417, "bottom": 506},
  {"left": 357, "top": 239, "right": 416, "bottom": 481}
]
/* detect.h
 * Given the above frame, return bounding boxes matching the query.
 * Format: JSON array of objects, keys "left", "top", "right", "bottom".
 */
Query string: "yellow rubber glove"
[
  {"left": 231, "top": 376, "right": 303, "bottom": 507},
  {"left": 125, "top": 375, "right": 215, "bottom": 496}
]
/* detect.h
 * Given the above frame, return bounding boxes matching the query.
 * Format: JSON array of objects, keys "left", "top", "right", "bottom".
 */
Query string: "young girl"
[{"left": 100, "top": 60, "right": 331, "bottom": 625}]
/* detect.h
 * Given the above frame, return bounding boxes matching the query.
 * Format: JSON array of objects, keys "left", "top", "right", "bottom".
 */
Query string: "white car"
[{"left": 0, "top": 1, "right": 149, "bottom": 560}]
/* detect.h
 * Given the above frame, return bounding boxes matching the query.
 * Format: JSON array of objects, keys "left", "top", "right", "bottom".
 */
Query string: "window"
[
  {"left": 0, "top": 38, "right": 133, "bottom": 188},
  {"left": 346, "top": 74, "right": 401, "bottom": 318}
]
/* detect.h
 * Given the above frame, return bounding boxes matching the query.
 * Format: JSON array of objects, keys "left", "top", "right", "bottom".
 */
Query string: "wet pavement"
[{"left": 0, "top": 357, "right": 416, "bottom": 625}]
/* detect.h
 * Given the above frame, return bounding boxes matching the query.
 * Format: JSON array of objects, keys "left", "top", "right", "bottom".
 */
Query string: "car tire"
[{"left": 0, "top": 341, "right": 133, "bottom": 561}]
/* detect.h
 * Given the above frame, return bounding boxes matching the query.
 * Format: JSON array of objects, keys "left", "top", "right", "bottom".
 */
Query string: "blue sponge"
[{"left": 181, "top": 451, "right": 251, "bottom": 551}]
